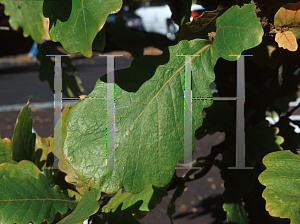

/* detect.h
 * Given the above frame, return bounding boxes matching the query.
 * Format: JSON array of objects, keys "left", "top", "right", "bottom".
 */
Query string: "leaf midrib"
[{"left": 115, "top": 44, "right": 212, "bottom": 147}]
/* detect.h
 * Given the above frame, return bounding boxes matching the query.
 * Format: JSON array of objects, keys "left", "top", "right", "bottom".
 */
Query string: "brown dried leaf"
[
  {"left": 208, "top": 32, "right": 216, "bottom": 42},
  {"left": 275, "top": 30, "right": 298, "bottom": 51}
]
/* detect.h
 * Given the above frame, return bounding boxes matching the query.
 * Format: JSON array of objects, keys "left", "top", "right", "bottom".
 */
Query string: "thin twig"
[{"left": 285, "top": 101, "right": 300, "bottom": 118}]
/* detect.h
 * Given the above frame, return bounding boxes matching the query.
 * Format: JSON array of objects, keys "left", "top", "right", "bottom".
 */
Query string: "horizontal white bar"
[{"left": 0, "top": 26, "right": 9, "bottom": 30}]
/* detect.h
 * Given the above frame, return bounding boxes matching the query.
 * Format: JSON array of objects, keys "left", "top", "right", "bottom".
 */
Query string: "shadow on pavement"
[{"left": 173, "top": 194, "right": 226, "bottom": 224}]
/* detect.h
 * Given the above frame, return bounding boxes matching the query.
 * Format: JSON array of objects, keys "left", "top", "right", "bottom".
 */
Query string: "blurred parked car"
[
  {"left": 106, "top": 5, "right": 144, "bottom": 30},
  {"left": 135, "top": 0, "right": 205, "bottom": 40}
]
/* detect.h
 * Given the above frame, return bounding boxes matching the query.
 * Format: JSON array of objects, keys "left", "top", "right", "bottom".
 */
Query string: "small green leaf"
[
  {"left": 102, "top": 184, "right": 168, "bottom": 213},
  {"left": 212, "top": 4, "right": 263, "bottom": 61},
  {"left": 0, "top": 138, "right": 17, "bottom": 165},
  {"left": 223, "top": 201, "right": 248, "bottom": 224},
  {"left": 58, "top": 189, "right": 101, "bottom": 224},
  {"left": 1, "top": 0, "right": 50, "bottom": 43},
  {"left": 102, "top": 186, "right": 151, "bottom": 213},
  {"left": 259, "top": 150, "right": 300, "bottom": 224},
  {"left": 12, "top": 100, "right": 36, "bottom": 163},
  {"left": 44, "top": 0, "right": 122, "bottom": 57},
  {"left": 0, "top": 160, "right": 77, "bottom": 224},
  {"left": 65, "top": 189, "right": 83, "bottom": 202}
]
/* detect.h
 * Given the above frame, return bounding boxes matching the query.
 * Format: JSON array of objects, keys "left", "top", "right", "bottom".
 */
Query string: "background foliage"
[{"left": 1, "top": 0, "right": 300, "bottom": 223}]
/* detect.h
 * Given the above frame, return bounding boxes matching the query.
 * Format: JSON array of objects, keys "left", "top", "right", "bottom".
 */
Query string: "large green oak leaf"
[
  {"left": 0, "top": 0, "right": 50, "bottom": 43},
  {"left": 0, "top": 160, "right": 77, "bottom": 224},
  {"left": 60, "top": 4, "right": 263, "bottom": 194},
  {"left": 44, "top": 0, "right": 122, "bottom": 57},
  {"left": 258, "top": 150, "right": 300, "bottom": 224}
]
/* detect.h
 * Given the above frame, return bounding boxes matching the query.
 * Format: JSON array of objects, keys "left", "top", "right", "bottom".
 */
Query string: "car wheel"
[{"left": 166, "top": 22, "right": 176, "bottom": 41}]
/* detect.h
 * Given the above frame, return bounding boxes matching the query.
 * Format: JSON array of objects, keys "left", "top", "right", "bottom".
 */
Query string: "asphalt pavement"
[{"left": 0, "top": 53, "right": 134, "bottom": 105}]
